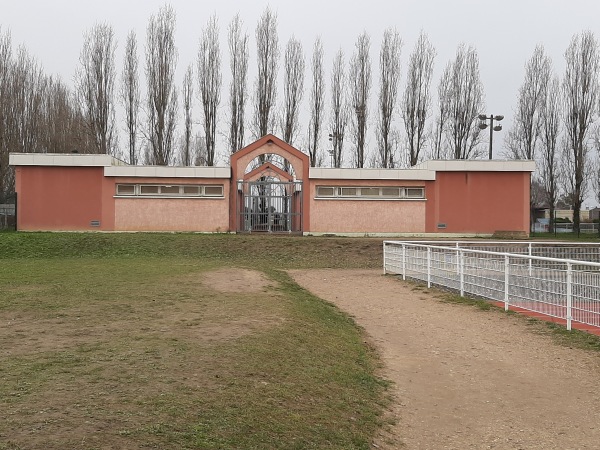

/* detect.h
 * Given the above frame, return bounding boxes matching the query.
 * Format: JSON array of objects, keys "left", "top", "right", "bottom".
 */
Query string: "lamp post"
[
  {"left": 329, "top": 132, "right": 342, "bottom": 167},
  {"left": 478, "top": 114, "right": 504, "bottom": 160}
]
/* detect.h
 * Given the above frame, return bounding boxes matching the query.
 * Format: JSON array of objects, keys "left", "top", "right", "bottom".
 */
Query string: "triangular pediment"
[{"left": 244, "top": 162, "right": 294, "bottom": 182}]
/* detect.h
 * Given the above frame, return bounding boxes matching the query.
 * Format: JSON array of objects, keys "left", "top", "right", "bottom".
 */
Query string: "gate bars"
[{"left": 383, "top": 241, "right": 600, "bottom": 331}]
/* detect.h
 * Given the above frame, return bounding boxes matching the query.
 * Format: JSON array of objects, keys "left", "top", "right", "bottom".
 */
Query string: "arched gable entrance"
[{"left": 229, "top": 135, "right": 310, "bottom": 233}]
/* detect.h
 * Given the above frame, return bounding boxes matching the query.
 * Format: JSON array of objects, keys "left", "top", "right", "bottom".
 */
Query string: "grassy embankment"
[{"left": 0, "top": 233, "right": 391, "bottom": 450}]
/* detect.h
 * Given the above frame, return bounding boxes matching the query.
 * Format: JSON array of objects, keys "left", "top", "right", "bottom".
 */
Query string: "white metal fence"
[
  {"left": 403, "top": 240, "right": 600, "bottom": 264},
  {"left": 383, "top": 241, "right": 600, "bottom": 332}
]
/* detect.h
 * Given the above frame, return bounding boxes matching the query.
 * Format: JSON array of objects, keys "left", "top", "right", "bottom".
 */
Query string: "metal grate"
[{"left": 237, "top": 180, "right": 302, "bottom": 233}]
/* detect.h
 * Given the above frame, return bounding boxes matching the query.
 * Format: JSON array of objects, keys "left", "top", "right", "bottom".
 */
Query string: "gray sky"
[{"left": 2, "top": 0, "right": 600, "bottom": 169}]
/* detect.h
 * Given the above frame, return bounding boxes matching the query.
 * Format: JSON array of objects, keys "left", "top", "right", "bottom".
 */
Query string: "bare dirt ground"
[{"left": 289, "top": 269, "right": 600, "bottom": 450}]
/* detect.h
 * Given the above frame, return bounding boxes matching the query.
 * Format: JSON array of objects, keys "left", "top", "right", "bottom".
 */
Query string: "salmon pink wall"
[
  {"left": 112, "top": 177, "right": 230, "bottom": 231},
  {"left": 114, "top": 198, "right": 229, "bottom": 231},
  {"left": 308, "top": 180, "right": 426, "bottom": 233},
  {"left": 16, "top": 166, "right": 107, "bottom": 230},
  {"left": 425, "top": 172, "right": 530, "bottom": 234}
]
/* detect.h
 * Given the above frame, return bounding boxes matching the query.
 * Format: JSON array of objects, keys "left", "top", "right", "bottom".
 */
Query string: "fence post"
[
  {"left": 427, "top": 247, "right": 432, "bottom": 288},
  {"left": 402, "top": 243, "right": 406, "bottom": 281},
  {"left": 504, "top": 254, "right": 510, "bottom": 311},
  {"left": 459, "top": 249, "right": 464, "bottom": 296},
  {"left": 566, "top": 262, "right": 573, "bottom": 331},
  {"left": 528, "top": 242, "right": 533, "bottom": 276},
  {"left": 383, "top": 242, "right": 387, "bottom": 274}
]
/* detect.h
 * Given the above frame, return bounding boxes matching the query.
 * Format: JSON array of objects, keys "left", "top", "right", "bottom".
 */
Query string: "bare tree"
[
  {"left": 75, "top": 23, "right": 117, "bottom": 155},
  {"left": 0, "top": 29, "right": 13, "bottom": 198},
  {"left": 280, "top": 36, "right": 305, "bottom": 147},
  {"left": 562, "top": 30, "right": 599, "bottom": 233},
  {"left": 505, "top": 45, "right": 552, "bottom": 160},
  {"left": 252, "top": 7, "right": 279, "bottom": 138},
  {"left": 227, "top": 14, "right": 248, "bottom": 154},
  {"left": 307, "top": 38, "right": 325, "bottom": 167},
  {"left": 438, "top": 44, "right": 485, "bottom": 159},
  {"left": 376, "top": 28, "right": 402, "bottom": 168},
  {"left": 402, "top": 31, "right": 435, "bottom": 166},
  {"left": 42, "top": 76, "right": 86, "bottom": 154},
  {"left": 198, "top": 15, "right": 221, "bottom": 166},
  {"left": 120, "top": 31, "right": 140, "bottom": 165},
  {"left": 181, "top": 64, "right": 194, "bottom": 166},
  {"left": 9, "top": 47, "right": 45, "bottom": 155},
  {"left": 145, "top": 5, "right": 178, "bottom": 165},
  {"left": 540, "top": 75, "right": 561, "bottom": 231},
  {"left": 431, "top": 63, "right": 451, "bottom": 159},
  {"left": 349, "top": 32, "right": 371, "bottom": 168},
  {"left": 329, "top": 48, "right": 348, "bottom": 168}
]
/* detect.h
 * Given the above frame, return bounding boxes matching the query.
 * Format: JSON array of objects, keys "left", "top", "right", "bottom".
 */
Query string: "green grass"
[
  {"left": 0, "top": 233, "right": 390, "bottom": 449},
  {"left": 0, "top": 232, "right": 383, "bottom": 269},
  {"left": 530, "top": 231, "right": 600, "bottom": 242}
]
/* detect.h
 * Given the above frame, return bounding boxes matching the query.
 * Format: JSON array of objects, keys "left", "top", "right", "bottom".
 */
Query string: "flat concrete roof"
[
  {"left": 104, "top": 165, "right": 231, "bottom": 178},
  {"left": 309, "top": 167, "right": 436, "bottom": 180},
  {"left": 413, "top": 160, "right": 536, "bottom": 172},
  {"left": 9, "top": 153, "right": 126, "bottom": 167},
  {"left": 10, "top": 153, "right": 536, "bottom": 180},
  {"left": 9, "top": 153, "right": 231, "bottom": 178}
]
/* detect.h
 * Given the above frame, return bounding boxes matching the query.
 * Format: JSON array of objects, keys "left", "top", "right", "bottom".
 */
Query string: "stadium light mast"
[{"left": 478, "top": 114, "right": 504, "bottom": 160}]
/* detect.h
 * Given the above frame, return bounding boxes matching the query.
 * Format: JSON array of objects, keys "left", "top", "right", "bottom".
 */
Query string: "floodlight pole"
[
  {"left": 478, "top": 114, "right": 504, "bottom": 160},
  {"left": 329, "top": 132, "right": 342, "bottom": 168}
]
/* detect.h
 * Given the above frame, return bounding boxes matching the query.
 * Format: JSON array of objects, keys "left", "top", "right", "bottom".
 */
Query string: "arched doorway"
[
  {"left": 236, "top": 160, "right": 302, "bottom": 233},
  {"left": 230, "top": 135, "right": 309, "bottom": 234}
]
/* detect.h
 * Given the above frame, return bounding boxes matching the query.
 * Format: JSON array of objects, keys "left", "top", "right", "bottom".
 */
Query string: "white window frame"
[
  {"left": 115, "top": 184, "right": 224, "bottom": 198},
  {"left": 315, "top": 185, "right": 425, "bottom": 200}
]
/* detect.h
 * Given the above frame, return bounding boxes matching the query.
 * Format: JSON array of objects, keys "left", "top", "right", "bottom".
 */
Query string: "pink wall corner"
[
  {"left": 16, "top": 166, "right": 105, "bottom": 231},
  {"left": 426, "top": 171, "right": 531, "bottom": 234}
]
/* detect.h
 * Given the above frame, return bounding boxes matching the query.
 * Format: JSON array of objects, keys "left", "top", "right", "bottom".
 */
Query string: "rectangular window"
[
  {"left": 115, "top": 184, "right": 224, "bottom": 199},
  {"left": 116, "top": 184, "right": 135, "bottom": 196},
  {"left": 359, "top": 187, "right": 379, "bottom": 197},
  {"left": 315, "top": 185, "right": 425, "bottom": 200},
  {"left": 160, "top": 185, "right": 180, "bottom": 195},
  {"left": 317, "top": 186, "right": 335, "bottom": 197},
  {"left": 340, "top": 187, "right": 357, "bottom": 196},
  {"left": 140, "top": 185, "right": 159, "bottom": 195},
  {"left": 381, "top": 187, "right": 400, "bottom": 197},
  {"left": 204, "top": 186, "right": 224, "bottom": 196},
  {"left": 405, "top": 188, "right": 425, "bottom": 198},
  {"left": 183, "top": 185, "right": 201, "bottom": 195}
]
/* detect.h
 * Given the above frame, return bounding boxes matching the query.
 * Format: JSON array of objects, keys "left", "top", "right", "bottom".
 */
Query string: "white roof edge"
[
  {"left": 415, "top": 159, "right": 536, "bottom": 172},
  {"left": 104, "top": 165, "right": 231, "bottom": 178},
  {"left": 9, "top": 152, "right": 126, "bottom": 167},
  {"left": 309, "top": 167, "right": 436, "bottom": 180}
]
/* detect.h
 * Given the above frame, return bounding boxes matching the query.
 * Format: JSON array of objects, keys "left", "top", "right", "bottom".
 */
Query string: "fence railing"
[
  {"left": 0, "top": 203, "right": 15, "bottom": 230},
  {"left": 403, "top": 240, "right": 600, "bottom": 264},
  {"left": 383, "top": 241, "right": 600, "bottom": 332}
]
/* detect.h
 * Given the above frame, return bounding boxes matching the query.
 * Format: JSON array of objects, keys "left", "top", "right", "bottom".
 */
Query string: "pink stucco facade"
[
  {"left": 308, "top": 180, "right": 426, "bottom": 233},
  {"left": 114, "top": 198, "right": 228, "bottom": 232},
  {"left": 9, "top": 135, "right": 535, "bottom": 236}
]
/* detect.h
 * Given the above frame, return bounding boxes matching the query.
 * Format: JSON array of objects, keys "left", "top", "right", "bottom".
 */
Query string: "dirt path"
[{"left": 289, "top": 269, "right": 600, "bottom": 450}]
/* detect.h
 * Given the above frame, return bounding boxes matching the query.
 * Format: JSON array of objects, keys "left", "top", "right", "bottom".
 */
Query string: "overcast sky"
[{"left": 2, "top": 0, "right": 600, "bottom": 168}]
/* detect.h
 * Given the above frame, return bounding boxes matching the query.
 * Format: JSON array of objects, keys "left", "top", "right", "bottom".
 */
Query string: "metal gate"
[
  {"left": 237, "top": 180, "right": 302, "bottom": 233},
  {"left": 0, "top": 192, "right": 16, "bottom": 231}
]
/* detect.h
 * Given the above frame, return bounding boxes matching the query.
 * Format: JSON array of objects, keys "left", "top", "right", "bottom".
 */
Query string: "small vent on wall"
[
  {"left": 90, "top": 220, "right": 101, "bottom": 227},
  {"left": 437, "top": 223, "right": 447, "bottom": 229}
]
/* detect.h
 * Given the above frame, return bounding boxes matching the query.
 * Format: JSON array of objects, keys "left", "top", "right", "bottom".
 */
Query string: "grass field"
[
  {"left": 0, "top": 233, "right": 389, "bottom": 450},
  {"left": 530, "top": 231, "right": 600, "bottom": 242}
]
